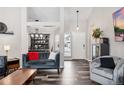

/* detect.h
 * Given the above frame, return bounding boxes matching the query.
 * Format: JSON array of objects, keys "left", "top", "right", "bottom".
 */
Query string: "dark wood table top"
[
  {"left": 0, "top": 69, "right": 37, "bottom": 85},
  {"left": 7, "top": 58, "right": 19, "bottom": 62}
]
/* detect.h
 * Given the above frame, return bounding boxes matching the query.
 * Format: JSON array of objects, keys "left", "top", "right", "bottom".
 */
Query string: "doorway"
[
  {"left": 64, "top": 31, "right": 86, "bottom": 60},
  {"left": 72, "top": 31, "right": 86, "bottom": 59},
  {"left": 64, "top": 32, "right": 72, "bottom": 59}
]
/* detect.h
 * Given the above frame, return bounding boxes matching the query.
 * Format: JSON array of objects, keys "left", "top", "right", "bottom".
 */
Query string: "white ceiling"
[
  {"left": 27, "top": 7, "right": 93, "bottom": 22},
  {"left": 27, "top": 7, "right": 60, "bottom": 22},
  {"left": 64, "top": 7, "right": 93, "bottom": 21}
]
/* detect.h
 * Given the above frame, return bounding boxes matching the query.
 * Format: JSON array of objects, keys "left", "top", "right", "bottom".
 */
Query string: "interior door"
[
  {"left": 64, "top": 32, "right": 71, "bottom": 57},
  {"left": 72, "top": 31, "right": 86, "bottom": 59}
]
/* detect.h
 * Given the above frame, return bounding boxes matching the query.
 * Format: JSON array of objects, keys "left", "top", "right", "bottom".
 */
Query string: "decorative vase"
[{"left": 95, "top": 38, "right": 100, "bottom": 43}]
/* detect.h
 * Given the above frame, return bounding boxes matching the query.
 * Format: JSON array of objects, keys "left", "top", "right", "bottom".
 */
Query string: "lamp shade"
[
  {"left": 76, "top": 26, "right": 79, "bottom": 31},
  {"left": 4, "top": 45, "right": 10, "bottom": 51}
]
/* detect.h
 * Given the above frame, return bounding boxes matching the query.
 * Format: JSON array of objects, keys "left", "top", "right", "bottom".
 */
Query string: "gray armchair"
[{"left": 90, "top": 56, "right": 124, "bottom": 85}]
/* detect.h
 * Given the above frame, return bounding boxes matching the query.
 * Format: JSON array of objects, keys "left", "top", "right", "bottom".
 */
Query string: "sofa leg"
[{"left": 57, "top": 69, "right": 60, "bottom": 74}]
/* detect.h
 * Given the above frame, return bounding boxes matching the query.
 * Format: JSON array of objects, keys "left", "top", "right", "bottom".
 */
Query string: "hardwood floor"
[{"left": 30, "top": 60, "right": 99, "bottom": 85}]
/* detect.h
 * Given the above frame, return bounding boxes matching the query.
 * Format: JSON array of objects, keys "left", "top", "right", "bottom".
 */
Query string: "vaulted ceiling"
[
  {"left": 27, "top": 7, "right": 93, "bottom": 22},
  {"left": 64, "top": 7, "right": 93, "bottom": 21}
]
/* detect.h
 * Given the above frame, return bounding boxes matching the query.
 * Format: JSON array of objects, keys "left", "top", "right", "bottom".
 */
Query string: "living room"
[{"left": 0, "top": 6, "right": 124, "bottom": 86}]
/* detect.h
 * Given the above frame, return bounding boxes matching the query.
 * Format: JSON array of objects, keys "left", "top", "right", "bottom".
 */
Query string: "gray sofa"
[{"left": 90, "top": 56, "right": 124, "bottom": 85}]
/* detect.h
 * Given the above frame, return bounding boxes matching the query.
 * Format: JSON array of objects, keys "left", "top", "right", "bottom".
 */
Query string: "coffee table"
[{"left": 0, "top": 69, "right": 37, "bottom": 85}]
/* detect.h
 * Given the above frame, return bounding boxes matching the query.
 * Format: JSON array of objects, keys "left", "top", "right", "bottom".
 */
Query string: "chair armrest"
[
  {"left": 90, "top": 57, "right": 101, "bottom": 70},
  {"left": 0, "top": 56, "right": 7, "bottom": 75},
  {"left": 113, "top": 61, "right": 124, "bottom": 84},
  {"left": 91, "top": 56, "right": 114, "bottom": 69},
  {"left": 0, "top": 56, "right": 7, "bottom": 66},
  {"left": 22, "top": 54, "right": 28, "bottom": 67}
]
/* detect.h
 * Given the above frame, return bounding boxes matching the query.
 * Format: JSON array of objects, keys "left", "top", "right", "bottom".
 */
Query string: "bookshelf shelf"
[{"left": 29, "top": 33, "right": 50, "bottom": 52}]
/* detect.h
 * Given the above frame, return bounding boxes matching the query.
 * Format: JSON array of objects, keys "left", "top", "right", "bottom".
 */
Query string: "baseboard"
[{"left": 72, "top": 59, "right": 87, "bottom": 61}]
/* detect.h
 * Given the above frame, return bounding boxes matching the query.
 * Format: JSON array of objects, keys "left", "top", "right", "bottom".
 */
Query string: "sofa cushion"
[
  {"left": 92, "top": 67, "right": 113, "bottom": 79},
  {"left": 28, "top": 60, "right": 45, "bottom": 64},
  {"left": 28, "top": 52, "right": 39, "bottom": 61},
  {"left": 28, "top": 59, "right": 55, "bottom": 64},
  {"left": 48, "top": 52, "right": 57, "bottom": 60},
  {"left": 100, "top": 57, "right": 115, "bottom": 69},
  {"left": 28, "top": 60, "right": 55, "bottom": 66}
]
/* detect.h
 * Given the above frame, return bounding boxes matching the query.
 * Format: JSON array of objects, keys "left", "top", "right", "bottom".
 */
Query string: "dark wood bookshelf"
[{"left": 29, "top": 33, "right": 50, "bottom": 52}]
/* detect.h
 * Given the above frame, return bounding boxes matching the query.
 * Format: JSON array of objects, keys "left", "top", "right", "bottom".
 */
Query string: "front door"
[{"left": 72, "top": 31, "right": 86, "bottom": 59}]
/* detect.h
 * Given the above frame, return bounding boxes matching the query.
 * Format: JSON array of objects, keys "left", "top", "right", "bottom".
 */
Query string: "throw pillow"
[
  {"left": 28, "top": 52, "right": 39, "bottom": 61},
  {"left": 48, "top": 52, "right": 56, "bottom": 60},
  {"left": 100, "top": 57, "right": 115, "bottom": 69}
]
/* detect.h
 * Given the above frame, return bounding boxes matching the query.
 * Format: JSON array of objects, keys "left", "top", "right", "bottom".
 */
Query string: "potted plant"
[{"left": 92, "top": 28, "right": 103, "bottom": 43}]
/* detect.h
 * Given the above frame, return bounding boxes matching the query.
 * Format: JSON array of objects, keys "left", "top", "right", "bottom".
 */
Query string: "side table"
[{"left": 7, "top": 58, "right": 20, "bottom": 73}]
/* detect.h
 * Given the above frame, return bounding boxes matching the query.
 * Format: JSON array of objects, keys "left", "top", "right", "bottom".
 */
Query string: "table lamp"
[{"left": 4, "top": 45, "right": 10, "bottom": 57}]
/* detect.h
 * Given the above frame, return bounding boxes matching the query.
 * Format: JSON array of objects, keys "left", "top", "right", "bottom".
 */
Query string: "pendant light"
[{"left": 76, "top": 10, "right": 79, "bottom": 31}]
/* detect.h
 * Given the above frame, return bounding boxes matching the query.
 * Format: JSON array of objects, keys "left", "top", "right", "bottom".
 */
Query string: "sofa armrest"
[
  {"left": 22, "top": 54, "right": 28, "bottom": 67},
  {"left": 113, "top": 60, "right": 124, "bottom": 84},
  {"left": 54, "top": 52, "right": 60, "bottom": 68}
]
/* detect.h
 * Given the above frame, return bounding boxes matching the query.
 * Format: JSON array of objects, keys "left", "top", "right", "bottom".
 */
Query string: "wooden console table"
[{"left": 7, "top": 58, "right": 20, "bottom": 70}]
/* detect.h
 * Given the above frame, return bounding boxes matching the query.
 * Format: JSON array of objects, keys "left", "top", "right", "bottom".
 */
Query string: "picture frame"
[{"left": 113, "top": 8, "right": 124, "bottom": 41}]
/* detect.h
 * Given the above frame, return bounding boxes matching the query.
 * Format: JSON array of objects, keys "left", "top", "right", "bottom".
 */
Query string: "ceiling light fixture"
[{"left": 76, "top": 10, "right": 79, "bottom": 31}]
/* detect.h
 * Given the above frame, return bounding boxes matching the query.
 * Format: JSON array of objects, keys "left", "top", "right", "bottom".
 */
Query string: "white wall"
[
  {"left": 64, "top": 8, "right": 89, "bottom": 33},
  {"left": 0, "top": 8, "right": 21, "bottom": 59},
  {"left": 88, "top": 7, "right": 124, "bottom": 60},
  {"left": 54, "top": 28, "right": 60, "bottom": 51},
  {"left": 59, "top": 8, "right": 64, "bottom": 68}
]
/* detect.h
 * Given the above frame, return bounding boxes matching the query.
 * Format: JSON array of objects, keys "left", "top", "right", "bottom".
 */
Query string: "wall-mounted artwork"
[
  {"left": 0, "top": 22, "right": 14, "bottom": 35},
  {"left": 0, "top": 22, "right": 7, "bottom": 33},
  {"left": 113, "top": 8, "right": 124, "bottom": 41}
]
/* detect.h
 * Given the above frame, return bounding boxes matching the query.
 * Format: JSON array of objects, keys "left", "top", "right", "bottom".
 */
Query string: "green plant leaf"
[{"left": 92, "top": 28, "right": 103, "bottom": 39}]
